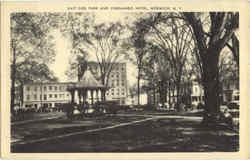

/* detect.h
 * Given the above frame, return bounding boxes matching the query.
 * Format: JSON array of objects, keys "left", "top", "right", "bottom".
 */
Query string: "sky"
[{"left": 49, "top": 12, "right": 138, "bottom": 87}]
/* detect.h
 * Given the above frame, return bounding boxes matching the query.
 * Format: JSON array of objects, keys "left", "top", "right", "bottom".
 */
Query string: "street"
[{"left": 11, "top": 112, "right": 239, "bottom": 152}]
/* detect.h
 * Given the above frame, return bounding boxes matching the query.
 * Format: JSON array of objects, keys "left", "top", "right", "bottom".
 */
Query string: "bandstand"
[{"left": 67, "top": 68, "right": 108, "bottom": 105}]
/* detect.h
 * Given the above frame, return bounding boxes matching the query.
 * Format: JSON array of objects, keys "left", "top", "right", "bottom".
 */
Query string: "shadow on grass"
[{"left": 12, "top": 117, "right": 239, "bottom": 153}]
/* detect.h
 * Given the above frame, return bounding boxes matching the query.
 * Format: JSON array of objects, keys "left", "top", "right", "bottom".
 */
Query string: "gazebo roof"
[{"left": 68, "top": 68, "right": 106, "bottom": 90}]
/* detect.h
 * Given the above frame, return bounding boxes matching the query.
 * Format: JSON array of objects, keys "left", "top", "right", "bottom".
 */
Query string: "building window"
[
  {"left": 55, "top": 94, "right": 57, "bottom": 98},
  {"left": 26, "top": 95, "right": 30, "bottom": 100},
  {"left": 26, "top": 86, "right": 30, "bottom": 91},
  {"left": 59, "top": 86, "right": 62, "bottom": 91},
  {"left": 192, "top": 96, "right": 198, "bottom": 102},
  {"left": 122, "top": 92, "right": 125, "bottom": 95},
  {"left": 44, "top": 94, "right": 47, "bottom": 100},
  {"left": 49, "top": 94, "right": 52, "bottom": 98},
  {"left": 55, "top": 86, "right": 57, "bottom": 91},
  {"left": 44, "top": 86, "right": 47, "bottom": 91},
  {"left": 34, "top": 87, "right": 37, "bottom": 91},
  {"left": 49, "top": 86, "right": 52, "bottom": 90},
  {"left": 40, "top": 95, "right": 42, "bottom": 100},
  {"left": 234, "top": 95, "right": 239, "bottom": 101},
  {"left": 34, "top": 94, "right": 37, "bottom": 100}
]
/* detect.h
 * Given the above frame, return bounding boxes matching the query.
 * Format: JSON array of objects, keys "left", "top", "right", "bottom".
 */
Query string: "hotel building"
[{"left": 87, "top": 61, "right": 128, "bottom": 105}]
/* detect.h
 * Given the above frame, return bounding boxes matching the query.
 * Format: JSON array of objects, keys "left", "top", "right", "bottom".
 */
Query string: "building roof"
[{"left": 68, "top": 67, "right": 106, "bottom": 90}]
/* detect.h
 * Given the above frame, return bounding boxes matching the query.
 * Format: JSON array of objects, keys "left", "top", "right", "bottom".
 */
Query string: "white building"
[
  {"left": 190, "top": 81, "right": 204, "bottom": 106},
  {"left": 126, "top": 93, "right": 148, "bottom": 105},
  {"left": 23, "top": 82, "right": 72, "bottom": 109}
]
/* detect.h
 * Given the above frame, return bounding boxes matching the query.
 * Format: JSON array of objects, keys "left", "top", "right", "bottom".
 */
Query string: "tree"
[
  {"left": 183, "top": 12, "right": 239, "bottom": 124},
  {"left": 123, "top": 14, "right": 153, "bottom": 105},
  {"left": 226, "top": 32, "right": 239, "bottom": 67},
  {"left": 145, "top": 13, "right": 194, "bottom": 110},
  {"left": 65, "top": 48, "right": 88, "bottom": 81},
  {"left": 127, "top": 13, "right": 194, "bottom": 109},
  {"left": 10, "top": 13, "right": 57, "bottom": 112},
  {"left": 83, "top": 22, "right": 126, "bottom": 100},
  {"left": 140, "top": 47, "right": 159, "bottom": 105},
  {"left": 58, "top": 13, "right": 94, "bottom": 81}
]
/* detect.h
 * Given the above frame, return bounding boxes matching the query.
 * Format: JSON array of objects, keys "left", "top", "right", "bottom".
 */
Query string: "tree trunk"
[
  {"left": 103, "top": 90, "right": 106, "bottom": 101},
  {"left": 20, "top": 82, "right": 24, "bottom": 106},
  {"left": 201, "top": 48, "right": 221, "bottom": 125},
  {"left": 159, "top": 81, "right": 162, "bottom": 104},
  {"left": 163, "top": 82, "right": 167, "bottom": 103},
  {"left": 153, "top": 86, "right": 156, "bottom": 105},
  {"left": 10, "top": 45, "right": 16, "bottom": 113},
  {"left": 100, "top": 77, "right": 106, "bottom": 101},
  {"left": 168, "top": 82, "right": 171, "bottom": 106},
  {"left": 176, "top": 84, "right": 180, "bottom": 111},
  {"left": 137, "top": 67, "right": 141, "bottom": 105},
  {"left": 71, "top": 90, "right": 75, "bottom": 104}
]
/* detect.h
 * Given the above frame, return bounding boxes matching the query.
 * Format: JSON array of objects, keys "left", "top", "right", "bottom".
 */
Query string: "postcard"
[{"left": 0, "top": 1, "right": 249, "bottom": 159}]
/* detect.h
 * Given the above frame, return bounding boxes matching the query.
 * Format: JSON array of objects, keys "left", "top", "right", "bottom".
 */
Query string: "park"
[{"left": 10, "top": 12, "right": 239, "bottom": 152}]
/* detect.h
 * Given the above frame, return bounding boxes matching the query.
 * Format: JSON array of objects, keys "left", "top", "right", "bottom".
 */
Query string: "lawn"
[
  {"left": 12, "top": 115, "right": 238, "bottom": 153},
  {"left": 12, "top": 114, "right": 147, "bottom": 144}
]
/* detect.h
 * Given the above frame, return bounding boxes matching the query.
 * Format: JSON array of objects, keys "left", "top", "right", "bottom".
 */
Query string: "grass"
[
  {"left": 12, "top": 115, "right": 146, "bottom": 143},
  {"left": 12, "top": 116, "right": 238, "bottom": 153}
]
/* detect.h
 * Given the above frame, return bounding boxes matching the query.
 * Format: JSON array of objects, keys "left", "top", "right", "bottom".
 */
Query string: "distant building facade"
[
  {"left": 190, "top": 80, "right": 204, "bottom": 106},
  {"left": 88, "top": 61, "right": 128, "bottom": 105},
  {"left": 146, "top": 78, "right": 239, "bottom": 107},
  {"left": 221, "top": 78, "right": 239, "bottom": 103},
  {"left": 126, "top": 93, "right": 148, "bottom": 105},
  {"left": 147, "top": 82, "right": 191, "bottom": 106},
  {"left": 22, "top": 82, "right": 73, "bottom": 108}
]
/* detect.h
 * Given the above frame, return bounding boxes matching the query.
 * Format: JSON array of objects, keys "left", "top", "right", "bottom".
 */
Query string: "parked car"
[
  {"left": 227, "top": 101, "right": 239, "bottom": 118},
  {"left": 220, "top": 104, "right": 229, "bottom": 113},
  {"left": 220, "top": 101, "right": 239, "bottom": 127}
]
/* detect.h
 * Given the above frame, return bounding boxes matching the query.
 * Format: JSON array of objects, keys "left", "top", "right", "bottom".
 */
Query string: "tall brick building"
[{"left": 87, "top": 61, "right": 128, "bottom": 104}]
